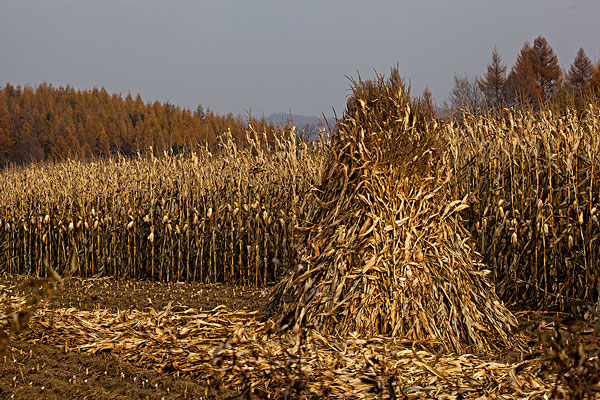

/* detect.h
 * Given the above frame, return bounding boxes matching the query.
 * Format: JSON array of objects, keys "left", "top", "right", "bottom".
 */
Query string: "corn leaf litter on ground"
[
  {"left": 0, "top": 279, "right": 558, "bottom": 398},
  {"left": 13, "top": 303, "right": 550, "bottom": 399}
]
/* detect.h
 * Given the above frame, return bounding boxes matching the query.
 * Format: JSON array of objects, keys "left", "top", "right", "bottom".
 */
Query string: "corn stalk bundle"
[
  {"left": 445, "top": 106, "right": 600, "bottom": 310},
  {"left": 270, "top": 71, "right": 518, "bottom": 352},
  {"left": 0, "top": 129, "right": 323, "bottom": 285}
]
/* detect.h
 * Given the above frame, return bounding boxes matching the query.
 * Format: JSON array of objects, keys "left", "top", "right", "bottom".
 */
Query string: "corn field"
[
  {"left": 1, "top": 89, "right": 600, "bottom": 312},
  {"left": 0, "top": 129, "right": 324, "bottom": 286},
  {"left": 445, "top": 105, "right": 600, "bottom": 309}
]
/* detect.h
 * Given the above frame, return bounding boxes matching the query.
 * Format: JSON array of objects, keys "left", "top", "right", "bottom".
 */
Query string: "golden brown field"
[{"left": 2, "top": 71, "right": 600, "bottom": 399}]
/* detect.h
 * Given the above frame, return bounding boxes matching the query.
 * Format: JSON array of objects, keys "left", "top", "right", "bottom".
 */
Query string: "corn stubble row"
[
  {"left": 25, "top": 303, "right": 552, "bottom": 399},
  {"left": 0, "top": 281, "right": 553, "bottom": 399},
  {"left": 0, "top": 131, "right": 323, "bottom": 286}
]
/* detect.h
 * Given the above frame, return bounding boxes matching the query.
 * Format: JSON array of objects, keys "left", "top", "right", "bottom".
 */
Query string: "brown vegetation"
[
  {"left": 270, "top": 71, "right": 517, "bottom": 352},
  {"left": 446, "top": 105, "right": 600, "bottom": 311},
  {"left": 0, "top": 129, "right": 323, "bottom": 286},
  {"left": 0, "top": 275, "right": 564, "bottom": 399},
  {"left": 0, "top": 83, "right": 282, "bottom": 166},
  {"left": 2, "top": 64, "right": 600, "bottom": 397},
  {"left": 2, "top": 68, "right": 600, "bottom": 314}
]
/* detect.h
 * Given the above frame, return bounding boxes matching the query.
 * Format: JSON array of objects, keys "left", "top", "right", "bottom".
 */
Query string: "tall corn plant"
[
  {"left": 445, "top": 105, "right": 600, "bottom": 311},
  {"left": 0, "top": 128, "right": 325, "bottom": 286}
]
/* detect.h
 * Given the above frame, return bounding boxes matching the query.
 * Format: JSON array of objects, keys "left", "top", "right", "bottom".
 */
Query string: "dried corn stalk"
[{"left": 270, "top": 70, "right": 518, "bottom": 352}]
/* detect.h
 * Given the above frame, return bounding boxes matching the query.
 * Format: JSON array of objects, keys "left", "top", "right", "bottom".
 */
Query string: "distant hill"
[
  {"left": 267, "top": 113, "right": 320, "bottom": 127},
  {"left": 267, "top": 113, "right": 336, "bottom": 140}
]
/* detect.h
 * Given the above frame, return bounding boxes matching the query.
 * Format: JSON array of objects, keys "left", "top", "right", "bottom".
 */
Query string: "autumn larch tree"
[
  {"left": 478, "top": 46, "right": 507, "bottom": 110},
  {"left": 564, "top": 47, "right": 596, "bottom": 109},
  {"left": 506, "top": 41, "right": 537, "bottom": 106},
  {"left": 0, "top": 83, "right": 279, "bottom": 166},
  {"left": 507, "top": 36, "right": 560, "bottom": 107},
  {"left": 530, "top": 36, "right": 561, "bottom": 100},
  {"left": 417, "top": 86, "right": 435, "bottom": 116},
  {"left": 0, "top": 92, "right": 14, "bottom": 165}
]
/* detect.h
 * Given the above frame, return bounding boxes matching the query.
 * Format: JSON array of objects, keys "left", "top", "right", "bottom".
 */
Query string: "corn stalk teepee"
[{"left": 270, "top": 69, "right": 518, "bottom": 352}]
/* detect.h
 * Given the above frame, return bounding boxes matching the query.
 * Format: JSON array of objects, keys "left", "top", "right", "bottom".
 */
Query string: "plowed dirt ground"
[
  {"left": 1, "top": 276, "right": 270, "bottom": 399},
  {"left": 1, "top": 274, "right": 598, "bottom": 399}
]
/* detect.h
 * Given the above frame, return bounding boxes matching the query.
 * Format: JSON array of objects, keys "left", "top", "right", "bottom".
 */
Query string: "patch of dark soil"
[
  {"left": 1, "top": 273, "right": 269, "bottom": 313},
  {"left": 0, "top": 339, "right": 230, "bottom": 400}
]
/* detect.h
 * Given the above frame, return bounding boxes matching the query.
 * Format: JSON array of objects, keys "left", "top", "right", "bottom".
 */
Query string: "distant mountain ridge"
[
  {"left": 267, "top": 113, "right": 336, "bottom": 140},
  {"left": 267, "top": 113, "right": 321, "bottom": 127}
]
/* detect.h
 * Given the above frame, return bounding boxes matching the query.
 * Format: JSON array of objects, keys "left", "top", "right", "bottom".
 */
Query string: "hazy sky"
[{"left": 1, "top": 0, "right": 599, "bottom": 117}]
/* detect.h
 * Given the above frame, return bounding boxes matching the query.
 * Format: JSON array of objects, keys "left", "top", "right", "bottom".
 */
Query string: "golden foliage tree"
[
  {"left": 506, "top": 36, "right": 560, "bottom": 106},
  {"left": 0, "top": 83, "right": 278, "bottom": 166},
  {"left": 568, "top": 47, "right": 595, "bottom": 89}
]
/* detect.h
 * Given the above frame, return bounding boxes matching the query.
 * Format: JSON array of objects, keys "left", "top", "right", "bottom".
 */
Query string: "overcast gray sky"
[{"left": 1, "top": 0, "right": 599, "bottom": 117}]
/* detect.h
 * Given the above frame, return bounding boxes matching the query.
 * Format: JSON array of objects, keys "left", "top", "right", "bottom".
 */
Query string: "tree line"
[
  {"left": 2, "top": 35, "right": 599, "bottom": 166},
  {"left": 423, "top": 36, "right": 600, "bottom": 115},
  {"left": 0, "top": 83, "right": 280, "bottom": 166}
]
